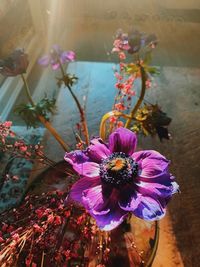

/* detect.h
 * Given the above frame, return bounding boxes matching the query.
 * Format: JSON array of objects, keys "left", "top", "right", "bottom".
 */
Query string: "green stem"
[
  {"left": 125, "top": 65, "right": 146, "bottom": 128},
  {"left": 21, "top": 74, "right": 34, "bottom": 106},
  {"left": 59, "top": 63, "right": 90, "bottom": 146},
  {"left": 20, "top": 74, "right": 69, "bottom": 151},
  {"left": 59, "top": 61, "right": 66, "bottom": 78}
]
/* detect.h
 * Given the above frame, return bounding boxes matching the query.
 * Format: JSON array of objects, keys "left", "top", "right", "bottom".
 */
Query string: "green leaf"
[
  {"left": 125, "top": 63, "right": 140, "bottom": 75},
  {"left": 15, "top": 97, "right": 57, "bottom": 128},
  {"left": 56, "top": 74, "right": 78, "bottom": 88},
  {"left": 15, "top": 103, "right": 39, "bottom": 128},
  {"left": 144, "top": 65, "right": 160, "bottom": 75}
]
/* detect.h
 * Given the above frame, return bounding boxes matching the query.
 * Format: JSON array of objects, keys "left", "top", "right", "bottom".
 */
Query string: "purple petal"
[
  {"left": 74, "top": 162, "right": 99, "bottom": 177},
  {"left": 70, "top": 161, "right": 99, "bottom": 177},
  {"left": 109, "top": 127, "right": 137, "bottom": 155},
  {"left": 132, "top": 150, "right": 167, "bottom": 165},
  {"left": 132, "top": 150, "right": 170, "bottom": 183},
  {"left": 38, "top": 55, "right": 50, "bottom": 66},
  {"left": 135, "top": 180, "right": 179, "bottom": 206},
  {"left": 61, "top": 51, "right": 75, "bottom": 63},
  {"left": 82, "top": 186, "right": 128, "bottom": 230},
  {"left": 64, "top": 150, "right": 100, "bottom": 177},
  {"left": 82, "top": 185, "right": 110, "bottom": 215},
  {"left": 132, "top": 195, "right": 166, "bottom": 221},
  {"left": 70, "top": 176, "right": 101, "bottom": 203},
  {"left": 51, "top": 62, "right": 60, "bottom": 70},
  {"left": 93, "top": 207, "right": 127, "bottom": 231},
  {"left": 87, "top": 138, "right": 111, "bottom": 163},
  {"left": 119, "top": 188, "right": 139, "bottom": 212},
  {"left": 119, "top": 191, "right": 165, "bottom": 218},
  {"left": 64, "top": 150, "right": 90, "bottom": 165},
  {"left": 136, "top": 181, "right": 173, "bottom": 198}
]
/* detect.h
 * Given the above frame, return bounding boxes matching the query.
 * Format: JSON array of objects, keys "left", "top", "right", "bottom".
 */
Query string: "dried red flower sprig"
[
  {"left": 0, "top": 121, "right": 55, "bottom": 167},
  {"left": 0, "top": 191, "right": 100, "bottom": 267}
]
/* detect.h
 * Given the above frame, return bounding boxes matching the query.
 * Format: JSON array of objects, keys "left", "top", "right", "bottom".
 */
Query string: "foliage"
[
  {"left": 132, "top": 104, "right": 172, "bottom": 140},
  {"left": 56, "top": 73, "right": 78, "bottom": 88},
  {"left": 15, "top": 97, "right": 56, "bottom": 128}
]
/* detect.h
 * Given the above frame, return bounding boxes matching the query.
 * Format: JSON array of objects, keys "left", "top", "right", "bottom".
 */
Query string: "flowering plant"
[
  {"left": 0, "top": 29, "right": 179, "bottom": 266},
  {"left": 38, "top": 44, "right": 75, "bottom": 70}
]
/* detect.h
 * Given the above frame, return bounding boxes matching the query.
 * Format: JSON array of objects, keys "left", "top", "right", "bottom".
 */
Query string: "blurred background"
[{"left": 0, "top": 1, "right": 200, "bottom": 266}]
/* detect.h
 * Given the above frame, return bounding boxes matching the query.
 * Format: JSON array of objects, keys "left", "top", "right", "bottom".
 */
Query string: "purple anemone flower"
[
  {"left": 0, "top": 49, "right": 29, "bottom": 77},
  {"left": 65, "top": 128, "right": 179, "bottom": 231},
  {"left": 38, "top": 44, "right": 75, "bottom": 70}
]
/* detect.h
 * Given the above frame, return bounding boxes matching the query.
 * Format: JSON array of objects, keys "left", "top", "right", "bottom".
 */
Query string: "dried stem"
[
  {"left": 125, "top": 65, "right": 146, "bottom": 128},
  {"left": 59, "top": 63, "right": 90, "bottom": 146},
  {"left": 20, "top": 74, "right": 69, "bottom": 151},
  {"left": 41, "top": 251, "right": 45, "bottom": 267},
  {"left": 99, "top": 110, "right": 132, "bottom": 140}
]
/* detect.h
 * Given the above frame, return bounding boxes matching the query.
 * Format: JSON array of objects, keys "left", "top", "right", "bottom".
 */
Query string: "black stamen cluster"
[{"left": 99, "top": 152, "right": 138, "bottom": 188}]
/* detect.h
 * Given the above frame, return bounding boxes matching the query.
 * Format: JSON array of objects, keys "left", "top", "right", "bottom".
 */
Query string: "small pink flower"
[
  {"left": 114, "top": 103, "right": 126, "bottom": 111},
  {"left": 109, "top": 116, "right": 117, "bottom": 124},
  {"left": 117, "top": 121, "right": 124, "bottom": 128},
  {"left": 4, "top": 121, "right": 12, "bottom": 127},
  {"left": 25, "top": 254, "right": 33, "bottom": 267},
  {"left": 47, "top": 214, "right": 54, "bottom": 224},
  {"left": 129, "top": 90, "right": 136, "bottom": 96},
  {"left": 54, "top": 216, "right": 62, "bottom": 225},
  {"left": 114, "top": 72, "right": 123, "bottom": 80},
  {"left": 63, "top": 249, "right": 71, "bottom": 260},
  {"left": 19, "top": 145, "right": 27, "bottom": 152},
  {"left": 146, "top": 79, "right": 152, "bottom": 89},
  {"left": 25, "top": 151, "right": 31, "bottom": 157},
  {"left": 50, "top": 198, "right": 56, "bottom": 203},
  {"left": 115, "top": 82, "right": 124, "bottom": 90},
  {"left": 33, "top": 224, "right": 43, "bottom": 233},
  {"left": 120, "top": 63, "right": 125, "bottom": 71},
  {"left": 9, "top": 131, "right": 15, "bottom": 137},
  {"left": 119, "top": 52, "right": 126, "bottom": 60},
  {"left": 12, "top": 175, "right": 19, "bottom": 181},
  {"left": 35, "top": 209, "right": 44, "bottom": 219},
  {"left": 76, "top": 214, "right": 86, "bottom": 225},
  {"left": 64, "top": 210, "right": 71, "bottom": 218}
]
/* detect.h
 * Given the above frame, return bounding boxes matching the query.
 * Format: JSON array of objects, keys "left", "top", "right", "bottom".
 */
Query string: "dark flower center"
[{"left": 99, "top": 152, "right": 138, "bottom": 188}]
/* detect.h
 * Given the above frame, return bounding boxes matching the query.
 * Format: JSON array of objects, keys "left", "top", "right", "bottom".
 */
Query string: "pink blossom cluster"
[{"left": 110, "top": 31, "right": 155, "bottom": 130}]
